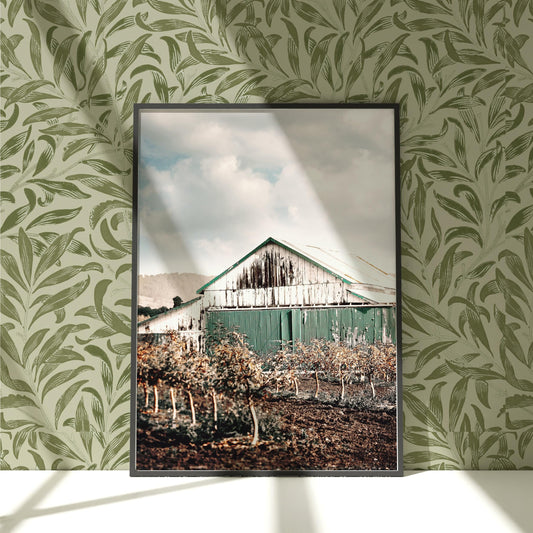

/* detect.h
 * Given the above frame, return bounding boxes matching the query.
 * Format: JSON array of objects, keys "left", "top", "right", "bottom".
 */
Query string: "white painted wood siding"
[
  {"left": 202, "top": 242, "right": 366, "bottom": 308},
  {"left": 138, "top": 299, "right": 202, "bottom": 335}
]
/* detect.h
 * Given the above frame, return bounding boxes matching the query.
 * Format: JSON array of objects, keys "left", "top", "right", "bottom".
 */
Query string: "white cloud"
[
  {"left": 140, "top": 153, "right": 345, "bottom": 274},
  {"left": 141, "top": 111, "right": 293, "bottom": 168},
  {"left": 138, "top": 108, "right": 396, "bottom": 277}
]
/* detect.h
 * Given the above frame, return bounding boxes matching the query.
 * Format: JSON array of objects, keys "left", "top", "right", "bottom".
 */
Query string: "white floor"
[{"left": 0, "top": 471, "right": 532, "bottom": 533}]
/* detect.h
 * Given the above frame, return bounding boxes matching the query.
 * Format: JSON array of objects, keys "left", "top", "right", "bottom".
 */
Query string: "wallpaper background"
[{"left": 1, "top": 0, "right": 533, "bottom": 470}]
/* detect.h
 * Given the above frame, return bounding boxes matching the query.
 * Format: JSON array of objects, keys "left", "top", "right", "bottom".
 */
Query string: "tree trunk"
[
  {"left": 170, "top": 387, "right": 177, "bottom": 420},
  {"left": 369, "top": 375, "right": 376, "bottom": 398},
  {"left": 187, "top": 389, "right": 196, "bottom": 426},
  {"left": 153, "top": 384, "right": 159, "bottom": 414},
  {"left": 314, "top": 369, "right": 320, "bottom": 398},
  {"left": 248, "top": 396, "right": 259, "bottom": 446},
  {"left": 340, "top": 375, "right": 345, "bottom": 401},
  {"left": 293, "top": 377, "right": 299, "bottom": 396},
  {"left": 211, "top": 389, "right": 218, "bottom": 429},
  {"left": 143, "top": 383, "right": 150, "bottom": 408}
]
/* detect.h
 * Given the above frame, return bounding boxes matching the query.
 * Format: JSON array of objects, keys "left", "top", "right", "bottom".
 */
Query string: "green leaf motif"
[
  {"left": 38, "top": 432, "right": 82, "bottom": 461},
  {"left": 403, "top": 294, "right": 458, "bottom": 336},
  {"left": 41, "top": 366, "right": 93, "bottom": 401},
  {"left": 409, "top": 341, "right": 456, "bottom": 376},
  {"left": 40, "top": 123, "right": 99, "bottom": 136},
  {"left": 435, "top": 193, "right": 478, "bottom": 224},
  {"left": 449, "top": 377, "right": 469, "bottom": 431},
  {"left": 438, "top": 243, "right": 461, "bottom": 303},
  {"left": 506, "top": 206, "right": 533, "bottom": 234},
  {"left": 33, "top": 277, "right": 90, "bottom": 322},
  {"left": 0, "top": 128, "right": 31, "bottom": 160},
  {"left": 1, "top": 359, "right": 32, "bottom": 394},
  {"left": 116, "top": 35, "right": 152, "bottom": 87},
  {"left": 33, "top": 229, "right": 84, "bottom": 282},
  {"left": 35, "top": 1, "right": 79, "bottom": 29},
  {"left": 26, "top": 207, "right": 82, "bottom": 230}
]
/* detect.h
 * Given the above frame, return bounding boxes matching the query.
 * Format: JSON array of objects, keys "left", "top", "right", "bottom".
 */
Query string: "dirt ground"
[{"left": 136, "top": 378, "right": 397, "bottom": 472}]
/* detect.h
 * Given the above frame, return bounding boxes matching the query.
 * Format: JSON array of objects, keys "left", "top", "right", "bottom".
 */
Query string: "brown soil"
[{"left": 136, "top": 378, "right": 397, "bottom": 473}]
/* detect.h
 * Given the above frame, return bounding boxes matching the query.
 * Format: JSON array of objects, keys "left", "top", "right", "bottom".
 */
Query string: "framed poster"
[{"left": 131, "top": 104, "right": 402, "bottom": 475}]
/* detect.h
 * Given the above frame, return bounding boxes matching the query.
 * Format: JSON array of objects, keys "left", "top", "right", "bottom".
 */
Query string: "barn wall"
[
  {"left": 202, "top": 284, "right": 367, "bottom": 308},
  {"left": 207, "top": 309, "right": 287, "bottom": 354},
  {"left": 208, "top": 243, "right": 340, "bottom": 289},
  {"left": 203, "top": 242, "right": 368, "bottom": 307},
  {"left": 206, "top": 306, "right": 396, "bottom": 354},
  {"left": 137, "top": 299, "right": 201, "bottom": 334},
  {"left": 300, "top": 306, "right": 396, "bottom": 345}
]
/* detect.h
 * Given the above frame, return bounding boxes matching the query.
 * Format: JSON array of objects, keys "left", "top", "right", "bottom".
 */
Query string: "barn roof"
[
  {"left": 280, "top": 240, "right": 395, "bottom": 288},
  {"left": 283, "top": 240, "right": 396, "bottom": 305},
  {"left": 347, "top": 285, "right": 395, "bottom": 305},
  {"left": 196, "top": 237, "right": 396, "bottom": 304}
]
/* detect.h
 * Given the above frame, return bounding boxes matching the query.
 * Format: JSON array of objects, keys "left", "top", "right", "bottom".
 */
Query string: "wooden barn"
[
  {"left": 138, "top": 297, "right": 202, "bottom": 350},
  {"left": 138, "top": 237, "right": 397, "bottom": 354}
]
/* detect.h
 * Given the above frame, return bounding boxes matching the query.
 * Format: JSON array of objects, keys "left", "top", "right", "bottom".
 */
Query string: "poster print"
[{"left": 131, "top": 104, "right": 401, "bottom": 475}]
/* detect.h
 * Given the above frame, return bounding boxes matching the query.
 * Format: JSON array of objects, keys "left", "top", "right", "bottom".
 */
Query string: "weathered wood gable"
[{"left": 199, "top": 240, "right": 367, "bottom": 309}]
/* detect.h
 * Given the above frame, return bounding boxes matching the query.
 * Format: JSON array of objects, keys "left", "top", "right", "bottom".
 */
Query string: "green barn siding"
[
  {"left": 207, "top": 309, "right": 288, "bottom": 353},
  {"left": 206, "top": 306, "right": 396, "bottom": 354},
  {"left": 291, "top": 309, "right": 302, "bottom": 341}
]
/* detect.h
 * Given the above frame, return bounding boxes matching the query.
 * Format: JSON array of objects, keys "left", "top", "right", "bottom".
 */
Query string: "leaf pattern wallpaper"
[{"left": 1, "top": 0, "right": 533, "bottom": 470}]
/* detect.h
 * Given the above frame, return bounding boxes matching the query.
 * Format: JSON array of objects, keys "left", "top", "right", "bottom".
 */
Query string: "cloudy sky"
[{"left": 138, "top": 107, "right": 396, "bottom": 279}]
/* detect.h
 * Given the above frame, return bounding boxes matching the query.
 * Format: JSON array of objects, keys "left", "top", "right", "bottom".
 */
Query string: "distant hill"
[{"left": 137, "top": 272, "right": 213, "bottom": 309}]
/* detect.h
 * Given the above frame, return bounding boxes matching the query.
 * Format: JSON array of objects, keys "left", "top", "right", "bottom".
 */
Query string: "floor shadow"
[
  {"left": 0, "top": 475, "right": 230, "bottom": 532},
  {"left": 466, "top": 471, "right": 533, "bottom": 533},
  {"left": 274, "top": 477, "right": 317, "bottom": 533},
  {"left": 0, "top": 471, "right": 66, "bottom": 533}
]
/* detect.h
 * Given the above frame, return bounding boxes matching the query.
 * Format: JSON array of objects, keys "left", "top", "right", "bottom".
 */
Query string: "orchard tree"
[
  {"left": 211, "top": 332, "right": 269, "bottom": 446},
  {"left": 164, "top": 345, "right": 206, "bottom": 426},
  {"left": 157, "top": 333, "right": 187, "bottom": 421},
  {"left": 357, "top": 344, "right": 387, "bottom": 398},
  {"left": 137, "top": 339, "right": 166, "bottom": 413},
  {"left": 273, "top": 344, "right": 301, "bottom": 396},
  {"left": 330, "top": 342, "right": 359, "bottom": 401},
  {"left": 294, "top": 339, "right": 330, "bottom": 398},
  {"left": 183, "top": 351, "right": 213, "bottom": 427},
  {"left": 137, "top": 342, "right": 152, "bottom": 408},
  {"left": 380, "top": 344, "right": 397, "bottom": 382}
]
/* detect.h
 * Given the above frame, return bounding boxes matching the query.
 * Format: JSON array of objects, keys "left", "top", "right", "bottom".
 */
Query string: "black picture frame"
[{"left": 130, "top": 103, "right": 403, "bottom": 476}]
